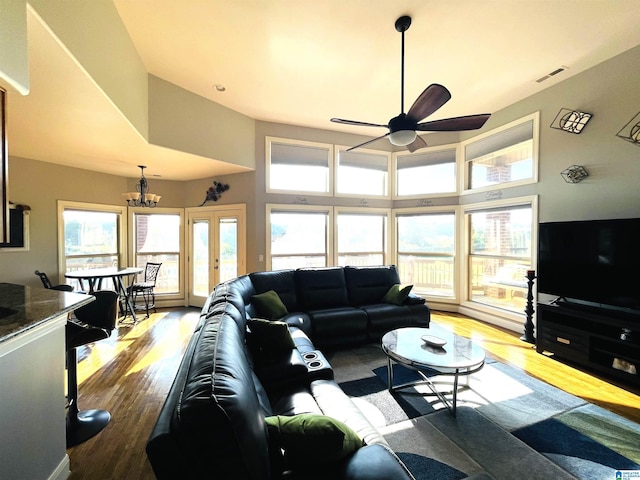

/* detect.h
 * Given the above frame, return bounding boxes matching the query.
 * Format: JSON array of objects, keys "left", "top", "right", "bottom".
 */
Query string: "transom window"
[
  {"left": 394, "top": 146, "right": 457, "bottom": 197},
  {"left": 266, "top": 137, "right": 332, "bottom": 195},
  {"left": 463, "top": 112, "right": 538, "bottom": 191},
  {"left": 336, "top": 147, "right": 390, "bottom": 197}
]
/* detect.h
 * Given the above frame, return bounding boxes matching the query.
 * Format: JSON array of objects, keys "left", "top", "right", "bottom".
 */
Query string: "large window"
[
  {"left": 336, "top": 210, "right": 388, "bottom": 266},
  {"left": 463, "top": 112, "right": 538, "bottom": 191},
  {"left": 266, "top": 137, "right": 332, "bottom": 195},
  {"left": 466, "top": 201, "right": 534, "bottom": 314},
  {"left": 268, "top": 206, "right": 330, "bottom": 270},
  {"left": 394, "top": 146, "right": 458, "bottom": 197},
  {"left": 58, "top": 202, "right": 127, "bottom": 290},
  {"left": 395, "top": 210, "right": 456, "bottom": 298},
  {"left": 131, "top": 211, "right": 182, "bottom": 295},
  {"left": 336, "top": 147, "right": 389, "bottom": 197}
]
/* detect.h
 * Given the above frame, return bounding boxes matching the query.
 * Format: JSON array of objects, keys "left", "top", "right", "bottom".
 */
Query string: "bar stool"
[{"left": 66, "top": 290, "right": 118, "bottom": 447}]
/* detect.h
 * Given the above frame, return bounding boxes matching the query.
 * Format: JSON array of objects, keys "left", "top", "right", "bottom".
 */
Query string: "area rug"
[{"left": 330, "top": 345, "right": 640, "bottom": 480}]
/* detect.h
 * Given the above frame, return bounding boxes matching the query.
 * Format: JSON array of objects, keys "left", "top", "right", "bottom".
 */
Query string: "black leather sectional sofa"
[{"left": 146, "top": 265, "right": 430, "bottom": 479}]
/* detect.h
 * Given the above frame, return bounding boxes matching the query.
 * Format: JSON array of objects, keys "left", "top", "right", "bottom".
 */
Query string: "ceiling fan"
[{"left": 331, "top": 15, "right": 491, "bottom": 153}]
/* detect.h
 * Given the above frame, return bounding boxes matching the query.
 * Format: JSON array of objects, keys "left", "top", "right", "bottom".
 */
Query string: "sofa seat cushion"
[
  {"left": 308, "top": 307, "right": 368, "bottom": 349},
  {"left": 344, "top": 265, "right": 401, "bottom": 306},
  {"left": 269, "top": 385, "right": 324, "bottom": 417},
  {"left": 310, "top": 379, "right": 388, "bottom": 447},
  {"left": 360, "top": 303, "right": 427, "bottom": 341},
  {"left": 296, "top": 267, "right": 349, "bottom": 310}
]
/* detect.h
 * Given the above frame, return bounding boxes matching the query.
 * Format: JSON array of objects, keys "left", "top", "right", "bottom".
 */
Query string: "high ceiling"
[{"left": 7, "top": 0, "right": 640, "bottom": 181}]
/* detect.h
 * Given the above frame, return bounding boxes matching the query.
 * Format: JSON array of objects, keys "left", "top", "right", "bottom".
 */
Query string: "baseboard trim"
[{"left": 48, "top": 454, "right": 70, "bottom": 480}]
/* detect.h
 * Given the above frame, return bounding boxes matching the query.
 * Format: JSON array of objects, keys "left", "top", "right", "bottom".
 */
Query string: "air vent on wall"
[{"left": 536, "top": 66, "right": 568, "bottom": 83}]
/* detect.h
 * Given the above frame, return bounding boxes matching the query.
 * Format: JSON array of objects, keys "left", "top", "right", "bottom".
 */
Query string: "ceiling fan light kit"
[{"left": 331, "top": 15, "right": 490, "bottom": 153}]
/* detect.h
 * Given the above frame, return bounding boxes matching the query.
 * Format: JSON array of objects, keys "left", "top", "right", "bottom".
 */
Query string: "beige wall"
[{"left": 2, "top": 41, "right": 639, "bottom": 291}]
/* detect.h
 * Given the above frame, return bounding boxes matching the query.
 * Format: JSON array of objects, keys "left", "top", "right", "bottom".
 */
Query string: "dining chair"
[
  {"left": 65, "top": 289, "right": 118, "bottom": 447},
  {"left": 129, "top": 262, "right": 162, "bottom": 318},
  {"left": 34, "top": 270, "right": 74, "bottom": 291}
]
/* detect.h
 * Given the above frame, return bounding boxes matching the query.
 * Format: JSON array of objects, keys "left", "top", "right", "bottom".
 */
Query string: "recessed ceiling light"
[{"left": 213, "top": 84, "right": 226, "bottom": 92}]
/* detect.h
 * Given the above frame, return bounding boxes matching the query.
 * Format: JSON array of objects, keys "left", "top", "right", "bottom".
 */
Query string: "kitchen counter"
[
  {"left": 0, "top": 282, "right": 94, "bottom": 344},
  {"left": 0, "top": 282, "right": 94, "bottom": 480}
]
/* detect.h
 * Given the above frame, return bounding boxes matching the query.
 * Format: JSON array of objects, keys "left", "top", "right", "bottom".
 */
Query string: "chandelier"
[{"left": 123, "top": 165, "right": 161, "bottom": 207}]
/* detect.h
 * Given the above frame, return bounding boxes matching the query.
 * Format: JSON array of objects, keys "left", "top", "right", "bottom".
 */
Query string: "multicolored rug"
[{"left": 330, "top": 345, "right": 640, "bottom": 480}]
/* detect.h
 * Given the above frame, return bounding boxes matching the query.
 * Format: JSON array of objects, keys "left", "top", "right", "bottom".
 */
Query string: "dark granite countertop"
[{"left": 0, "top": 283, "right": 95, "bottom": 343}]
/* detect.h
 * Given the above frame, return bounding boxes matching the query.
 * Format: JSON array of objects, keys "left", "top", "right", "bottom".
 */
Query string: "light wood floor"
[{"left": 67, "top": 308, "right": 640, "bottom": 479}]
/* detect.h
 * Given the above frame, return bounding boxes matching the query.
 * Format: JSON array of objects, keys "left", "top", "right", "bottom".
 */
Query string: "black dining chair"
[
  {"left": 65, "top": 289, "right": 118, "bottom": 447},
  {"left": 129, "top": 262, "right": 162, "bottom": 318},
  {"left": 34, "top": 270, "right": 74, "bottom": 291}
]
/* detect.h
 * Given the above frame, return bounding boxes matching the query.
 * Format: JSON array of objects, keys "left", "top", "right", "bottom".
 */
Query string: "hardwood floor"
[{"left": 67, "top": 308, "right": 640, "bottom": 479}]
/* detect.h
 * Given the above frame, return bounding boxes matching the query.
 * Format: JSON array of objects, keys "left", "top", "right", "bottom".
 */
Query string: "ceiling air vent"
[{"left": 536, "top": 66, "right": 567, "bottom": 83}]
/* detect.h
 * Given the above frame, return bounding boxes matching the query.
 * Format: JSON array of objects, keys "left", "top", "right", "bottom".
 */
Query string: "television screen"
[{"left": 538, "top": 218, "right": 640, "bottom": 311}]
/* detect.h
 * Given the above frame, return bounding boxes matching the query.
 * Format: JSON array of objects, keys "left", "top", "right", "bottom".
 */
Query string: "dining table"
[{"left": 65, "top": 266, "right": 143, "bottom": 324}]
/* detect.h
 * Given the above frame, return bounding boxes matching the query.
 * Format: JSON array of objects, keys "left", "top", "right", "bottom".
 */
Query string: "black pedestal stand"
[{"left": 520, "top": 269, "right": 536, "bottom": 344}]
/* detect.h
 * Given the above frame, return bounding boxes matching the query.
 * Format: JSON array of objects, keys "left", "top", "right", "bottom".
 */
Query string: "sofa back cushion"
[
  {"left": 295, "top": 267, "right": 349, "bottom": 310},
  {"left": 174, "top": 316, "right": 271, "bottom": 480},
  {"left": 250, "top": 269, "right": 298, "bottom": 312},
  {"left": 344, "top": 265, "right": 401, "bottom": 306}
]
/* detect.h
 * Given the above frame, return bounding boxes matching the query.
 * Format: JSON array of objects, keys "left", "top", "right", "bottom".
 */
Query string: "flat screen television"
[{"left": 538, "top": 218, "right": 640, "bottom": 312}]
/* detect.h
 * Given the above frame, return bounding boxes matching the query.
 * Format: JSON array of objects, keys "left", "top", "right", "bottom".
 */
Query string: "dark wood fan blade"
[
  {"left": 406, "top": 135, "right": 427, "bottom": 153},
  {"left": 346, "top": 132, "right": 391, "bottom": 151},
  {"left": 416, "top": 114, "right": 491, "bottom": 132},
  {"left": 406, "top": 84, "right": 452, "bottom": 123},
  {"left": 331, "top": 118, "right": 388, "bottom": 128}
]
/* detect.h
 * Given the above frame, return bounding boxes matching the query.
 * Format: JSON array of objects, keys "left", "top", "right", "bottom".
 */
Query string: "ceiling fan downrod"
[{"left": 395, "top": 15, "right": 412, "bottom": 114}]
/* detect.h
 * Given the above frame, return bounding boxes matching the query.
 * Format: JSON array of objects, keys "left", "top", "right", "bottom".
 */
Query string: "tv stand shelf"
[{"left": 536, "top": 301, "right": 639, "bottom": 387}]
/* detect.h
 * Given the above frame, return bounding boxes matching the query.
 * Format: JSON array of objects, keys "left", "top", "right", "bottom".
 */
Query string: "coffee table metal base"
[{"left": 386, "top": 353, "right": 484, "bottom": 417}]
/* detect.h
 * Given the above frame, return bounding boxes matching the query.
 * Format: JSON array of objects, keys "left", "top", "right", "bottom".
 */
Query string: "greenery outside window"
[
  {"left": 466, "top": 199, "right": 535, "bottom": 314},
  {"left": 336, "top": 209, "right": 389, "bottom": 266},
  {"left": 268, "top": 205, "right": 330, "bottom": 270},
  {"left": 335, "top": 147, "right": 390, "bottom": 197},
  {"left": 394, "top": 210, "right": 457, "bottom": 298},
  {"left": 58, "top": 201, "right": 127, "bottom": 290},
  {"left": 463, "top": 112, "right": 539, "bottom": 192},
  {"left": 394, "top": 145, "right": 458, "bottom": 197},
  {"left": 266, "top": 137, "right": 333, "bottom": 195}
]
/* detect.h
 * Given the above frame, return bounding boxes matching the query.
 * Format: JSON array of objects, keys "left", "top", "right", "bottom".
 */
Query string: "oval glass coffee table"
[{"left": 381, "top": 324, "right": 486, "bottom": 417}]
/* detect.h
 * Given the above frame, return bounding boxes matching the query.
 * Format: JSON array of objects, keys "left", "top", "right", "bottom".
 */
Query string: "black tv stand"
[{"left": 536, "top": 301, "right": 639, "bottom": 387}]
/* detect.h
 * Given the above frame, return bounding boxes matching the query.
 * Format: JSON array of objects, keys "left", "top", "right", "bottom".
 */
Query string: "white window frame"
[
  {"left": 334, "top": 145, "right": 391, "bottom": 199},
  {"left": 461, "top": 112, "right": 539, "bottom": 194},
  {"left": 265, "top": 136, "right": 334, "bottom": 197},
  {"left": 127, "top": 206, "right": 185, "bottom": 303},
  {"left": 392, "top": 206, "right": 460, "bottom": 304},
  {"left": 334, "top": 207, "right": 391, "bottom": 266},
  {"left": 393, "top": 144, "right": 460, "bottom": 199},
  {"left": 266, "top": 203, "right": 333, "bottom": 270},
  {"left": 459, "top": 195, "right": 538, "bottom": 331},
  {"left": 57, "top": 201, "right": 128, "bottom": 285}
]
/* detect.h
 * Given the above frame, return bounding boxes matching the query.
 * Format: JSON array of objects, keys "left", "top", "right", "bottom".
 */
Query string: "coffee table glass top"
[{"left": 381, "top": 324, "right": 485, "bottom": 372}]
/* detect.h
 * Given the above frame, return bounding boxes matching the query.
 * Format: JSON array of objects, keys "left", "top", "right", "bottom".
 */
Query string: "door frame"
[{"left": 185, "top": 203, "right": 246, "bottom": 307}]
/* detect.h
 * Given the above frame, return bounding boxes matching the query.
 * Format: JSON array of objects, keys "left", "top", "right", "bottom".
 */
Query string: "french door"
[{"left": 186, "top": 204, "right": 246, "bottom": 307}]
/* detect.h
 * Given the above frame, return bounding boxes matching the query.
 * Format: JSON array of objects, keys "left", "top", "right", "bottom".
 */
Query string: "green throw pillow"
[
  {"left": 252, "top": 290, "right": 289, "bottom": 320},
  {"left": 265, "top": 414, "right": 364, "bottom": 468},
  {"left": 383, "top": 284, "right": 413, "bottom": 305},
  {"left": 247, "top": 319, "right": 295, "bottom": 361}
]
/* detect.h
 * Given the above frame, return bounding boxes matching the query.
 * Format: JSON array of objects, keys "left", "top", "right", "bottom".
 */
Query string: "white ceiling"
[{"left": 6, "top": 0, "right": 640, "bottom": 181}]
